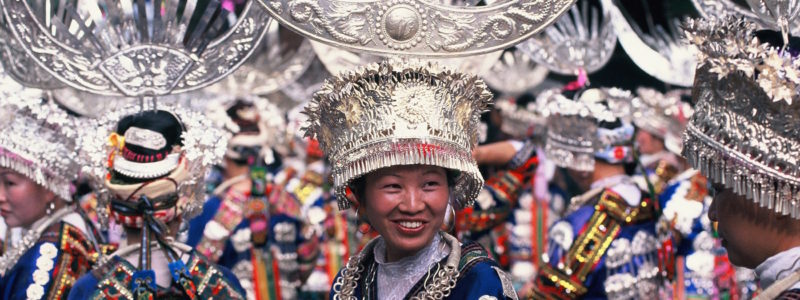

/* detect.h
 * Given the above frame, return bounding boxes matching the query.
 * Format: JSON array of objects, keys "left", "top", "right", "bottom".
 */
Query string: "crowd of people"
[{"left": 1, "top": 0, "right": 799, "bottom": 299}]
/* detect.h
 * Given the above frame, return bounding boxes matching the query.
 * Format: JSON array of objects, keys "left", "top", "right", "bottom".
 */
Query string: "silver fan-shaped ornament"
[
  {"left": 693, "top": 0, "right": 800, "bottom": 37},
  {"left": 205, "top": 20, "right": 316, "bottom": 97},
  {"left": 481, "top": 49, "right": 549, "bottom": 97},
  {"left": 518, "top": 0, "right": 617, "bottom": 75},
  {"left": 262, "top": 0, "right": 576, "bottom": 57},
  {"left": 0, "top": 14, "right": 63, "bottom": 89},
  {"left": 602, "top": 0, "right": 697, "bottom": 87},
  {"left": 1, "top": 0, "right": 273, "bottom": 97}
]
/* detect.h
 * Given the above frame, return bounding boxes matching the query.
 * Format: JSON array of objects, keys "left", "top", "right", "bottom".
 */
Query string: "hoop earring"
[
  {"left": 46, "top": 202, "right": 55, "bottom": 215},
  {"left": 442, "top": 202, "right": 455, "bottom": 232}
]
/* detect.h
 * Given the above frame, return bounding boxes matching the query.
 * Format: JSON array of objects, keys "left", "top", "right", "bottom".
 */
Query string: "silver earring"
[{"left": 46, "top": 202, "right": 55, "bottom": 215}]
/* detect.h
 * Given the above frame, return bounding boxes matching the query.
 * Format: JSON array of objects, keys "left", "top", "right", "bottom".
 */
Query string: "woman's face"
[
  {"left": 636, "top": 130, "right": 665, "bottom": 155},
  {"left": 0, "top": 168, "right": 55, "bottom": 228},
  {"left": 358, "top": 165, "right": 450, "bottom": 261},
  {"left": 708, "top": 182, "right": 781, "bottom": 268}
]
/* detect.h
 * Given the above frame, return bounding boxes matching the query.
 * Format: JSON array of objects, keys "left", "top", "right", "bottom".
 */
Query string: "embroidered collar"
[
  {"left": 756, "top": 246, "right": 800, "bottom": 291},
  {"left": 373, "top": 234, "right": 449, "bottom": 300}
]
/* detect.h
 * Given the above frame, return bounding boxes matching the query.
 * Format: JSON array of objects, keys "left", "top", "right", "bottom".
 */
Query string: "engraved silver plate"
[
  {"left": 205, "top": 20, "right": 316, "bottom": 97},
  {"left": 1, "top": 0, "right": 273, "bottom": 97},
  {"left": 0, "top": 15, "right": 63, "bottom": 89},
  {"left": 263, "top": 0, "right": 576, "bottom": 57}
]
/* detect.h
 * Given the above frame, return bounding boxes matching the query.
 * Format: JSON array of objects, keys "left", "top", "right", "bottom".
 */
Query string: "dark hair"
[
  {"left": 226, "top": 99, "right": 260, "bottom": 133},
  {"left": 116, "top": 110, "right": 184, "bottom": 155}
]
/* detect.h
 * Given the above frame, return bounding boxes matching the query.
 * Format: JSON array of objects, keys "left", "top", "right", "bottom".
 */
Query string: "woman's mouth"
[{"left": 393, "top": 220, "right": 427, "bottom": 234}]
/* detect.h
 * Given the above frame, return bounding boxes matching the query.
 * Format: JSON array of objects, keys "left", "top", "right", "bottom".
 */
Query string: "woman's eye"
[
  {"left": 423, "top": 181, "right": 441, "bottom": 189},
  {"left": 383, "top": 184, "right": 401, "bottom": 190}
]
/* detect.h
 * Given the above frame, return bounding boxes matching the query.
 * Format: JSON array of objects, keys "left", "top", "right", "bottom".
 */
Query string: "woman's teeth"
[{"left": 400, "top": 221, "right": 422, "bottom": 229}]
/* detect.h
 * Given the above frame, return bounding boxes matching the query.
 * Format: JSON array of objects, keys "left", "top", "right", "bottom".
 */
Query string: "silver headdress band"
[
  {"left": 543, "top": 88, "right": 635, "bottom": 172},
  {"left": 304, "top": 60, "right": 491, "bottom": 210},
  {"left": 264, "top": 0, "right": 576, "bottom": 57},
  {"left": 633, "top": 88, "right": 694, "bottom": 155},
  {"left": 1, "top": 0, "right": 272, "bottom": 97},
  {"left": 682, "top": 16, "right": 800, "bottom": 218},
  {"left": 0, "top": 79, "right": 80, "bottom": 201}
]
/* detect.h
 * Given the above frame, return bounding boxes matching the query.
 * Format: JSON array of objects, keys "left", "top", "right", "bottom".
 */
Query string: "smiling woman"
[{"left": 304, "top": 60, "right": 519, "bottom": 300}]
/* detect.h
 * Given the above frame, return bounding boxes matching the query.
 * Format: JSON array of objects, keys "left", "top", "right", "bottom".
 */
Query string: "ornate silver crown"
[
  {"left": 543, "top": 87, "right": 635, "bottom": 172},
  {"left": 494, "top": 94, "right": 548, "bottom": 142},
  {"left": 263, "top": 0, "right": 576, "bottom": 57},
  {"left": 518, "top": 0, "right": 617, "bottom": 75},
  {"left": 682, "top": 16, "right": 800, "bottom": 218},
  {"left": 603, "top": 0, "right": 697, "bottom": 87},
  {"left": 304, "top": 60, "right": 492, "bottom": 210},
  {"left": 0, "top": 76, "right": 80, "bottom": 201},
  {"left": 1, "top": 0, "right": 272, "bottom": 97}
]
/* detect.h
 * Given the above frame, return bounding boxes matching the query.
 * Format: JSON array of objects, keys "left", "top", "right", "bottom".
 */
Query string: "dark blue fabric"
[
  {"left": 542, "top": 199, "right": 657, "bottom": 299},
  {"left": 0, "top": 241, "right": 61, "bottom": 300},
  {"left": 66, "top": 255, "right": 245, "bottom": 299},
  {"left": 327, "top": 249, "right": 512, "bottom": 299},
  {"left": 185, "top": 195, "right": 223, "bottom": 248}
]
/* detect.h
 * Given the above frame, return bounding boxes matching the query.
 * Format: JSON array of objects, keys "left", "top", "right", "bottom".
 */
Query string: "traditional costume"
[
  {"left": 67, "top": 105, "right": 244, "bottom": 299},
  {"left": 0, "top": 87, "right": 99, "bottom": 300},
  {"left": 187, "top": 97, "right": 320, "bottom": 300},
  {"left": 530, "top": 88, "right": 662, "bottom": 299},
  {"left": 305, "top": 60, "right": 518, "bottom": 300}
]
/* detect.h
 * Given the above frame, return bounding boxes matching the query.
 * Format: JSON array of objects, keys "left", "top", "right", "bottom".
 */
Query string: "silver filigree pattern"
[
  {"left": 683, "top": 17, "right": 800, "bottom": 219},
  {"left": 0, "top": 0, "right": 273, "bottom": 97},
  {"left": 304, "top": 60, "right": 491, "bottom": 210},
  {"left": 0, "top": 15, "right": 63, "bottom": 89},
  {"left": 632, "top": 88, "right": 694, "bottom": 154},
  {"left": 0, "top": 79, "right": 81, "bottom": 201},
  {"left": 518, "top": 0, "right": 617, "bottom": 75},
  {"left": 264, "top": 0, "right": 576, "bottom": 57}
]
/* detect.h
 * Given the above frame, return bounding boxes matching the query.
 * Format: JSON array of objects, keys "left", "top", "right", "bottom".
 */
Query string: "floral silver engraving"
[{"left": 264, "top": 0, "right": 576, "bottom": 57}]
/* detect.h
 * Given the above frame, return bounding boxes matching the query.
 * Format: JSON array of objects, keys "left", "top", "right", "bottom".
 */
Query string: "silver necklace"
[{"left": 332, "top": 232, "right": 461, "bottom": 300}]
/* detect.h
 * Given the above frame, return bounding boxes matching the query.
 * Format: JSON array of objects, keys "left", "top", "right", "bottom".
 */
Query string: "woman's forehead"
[{"left": 369, "top": 165, "right": 448, "bottom": 178}]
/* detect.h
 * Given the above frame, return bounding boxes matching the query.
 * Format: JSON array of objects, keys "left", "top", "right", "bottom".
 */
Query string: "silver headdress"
[
  {"left": 79, "top": 102, "right": 227, "bottom": 227},
  {"left": 692, "top": 0, "right": 800, "bottom": 39},
  {"left": 494, "top": 94, "right": 548, "bottom": 142},
  {"left": 518, "top": 0, "right": 617, "bottom": 75},
  {"left": 304, "top": 60, "right": 492, "bottom": 210},
  {"left": 632, "top": 88, "right": 693, "bottom": 154},
  {"left": 0, "top": 78, "right": 80, "bottom": 201},
  {"left": 682, "top": 16, "right": 800, "bottom": 218},
  {"left": 205, "top": 95, "right": 287, "bottom": 162},
  {"left": 481, "top": 49, "right": 550, "bottom": 97},
  {"left": 204, "top": 21, "right": 316, "bottom": 98},
  {"left": 1, "top": 0, "right": 272, "bottom": 97},
  {"left": 543, "top": 87, "right": 636, "bottom": 172},
  {"left": 603, "top": 0, "right": 697, "bottom": 87},
  {"left": 263, "top": 0, "right": 576, "bottom": 57}
]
